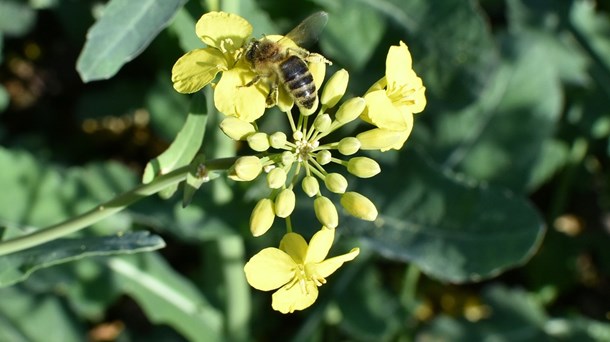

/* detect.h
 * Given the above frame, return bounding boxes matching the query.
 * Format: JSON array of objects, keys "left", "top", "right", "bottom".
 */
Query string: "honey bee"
[{"left": 242, "top": 11, "right": 331, "bottom": 112}]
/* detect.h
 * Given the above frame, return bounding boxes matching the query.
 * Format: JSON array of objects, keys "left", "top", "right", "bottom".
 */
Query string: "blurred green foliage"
[{"left": 0, "top": 0, "right": 609, "bottom": 341}]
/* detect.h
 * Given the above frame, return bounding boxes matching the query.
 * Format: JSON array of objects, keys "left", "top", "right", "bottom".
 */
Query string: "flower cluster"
[{"left": 172, "top": 11, "right": 426, "bottom": 313}]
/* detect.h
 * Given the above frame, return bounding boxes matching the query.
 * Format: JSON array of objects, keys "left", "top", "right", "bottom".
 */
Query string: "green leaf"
[
  {"left": 347, "top": 149, "right": 545, "bottom": 283},
  {"left": 0, "top": 1, "right": 36, "bottom": 36},
  {"left": 337, "top": 266, "right": 401, "bottom": 340},
  {"left": 107, "top": 252, "right": 223, "bottom": 341},
  {"left": 143, "top": 91, "right": 208, "bottom": 198},
  {"left": 570, "top": 0, "right": 610, "bottom": 97},
  {"left": 0, "top": 148, "right": 137, "bottom": 234},
  {"left": 317, "top": 0, "right": 386, "bottom": 71},
  {"left": 168, "top": 6, "right": 202, "bottom": 52},
  {"left": 76, "top": 0, "right": 188, "bottom": 82},
  {"left": 0, "top": 286, "right": 85, "bottom": 342},
  {"left": 0, "top": 231, "right": 164, "bottom": 287},
  {"left": 433, "top": 30, "right": 563, "bottom": 192}
]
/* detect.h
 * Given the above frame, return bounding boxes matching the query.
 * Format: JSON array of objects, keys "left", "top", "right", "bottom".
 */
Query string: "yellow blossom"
[
  {"left": 171, "top": 11, "right": 328, "bottom": 122},
  {"left": 244, "top": 228, "right": 359, "bottom": 313},
  {"left": 359, "top": 41, "right": 426, "bottom": 151}
]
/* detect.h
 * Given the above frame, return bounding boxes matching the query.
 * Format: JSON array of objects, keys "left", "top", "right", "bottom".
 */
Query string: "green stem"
[{"left": 0, "top": 157, "right": 237, "bottom": 256}]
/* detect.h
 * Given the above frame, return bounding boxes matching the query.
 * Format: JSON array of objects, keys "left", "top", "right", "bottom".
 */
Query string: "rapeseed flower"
[{"left": 244, "top": 228, "right": 359, "bottom": 313}]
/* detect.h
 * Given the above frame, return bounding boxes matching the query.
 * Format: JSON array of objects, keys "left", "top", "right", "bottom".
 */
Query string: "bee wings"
[{"left": 284, "top": 11, "right": 328, "bottom": 48}]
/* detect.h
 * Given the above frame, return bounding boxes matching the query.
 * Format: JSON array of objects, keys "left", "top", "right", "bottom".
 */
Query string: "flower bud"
[
  {"left": 247, "top": 132, "right": 270, "bottom": 152},
  {"left": 275, "top": 188, "right": 296, "bottom": 218},
  {"left": 347, "top": 157, "right": 381, "bottom": 178},
  {"left": 269, "top": 132, "right": 287, "bottom": 149},
  {"left": 324, "top": 173, "right": 348, "bottom": 194},
  {"left": 320, "top": 69, "right": 348, "bottom": 108},
  {"left": 313, "top": 114, "right": 332, "bottom": 133},
  {"left": 281, "top": 151, "right": 295, "bottom": 166},
  {"left": 228, "top": 156, "right": 262, "bottom": 181},
  {"left": 340, "top": 192, "right": 377, "bottom": 221},
  {"left": 220, "top": 117, "right": 256, "bottom": 140},
  {"left": 267, "top": 168, "right": 287, "bottom": 189},
  {"left": 250, "top": 198, "right": 275, "bottom": 236},
  {"left": 302, "top": 176, "right": 319, "bottom": 197},
  {"left": 356, "top": 128, "right": 405, "bottom": 151},
  {"left": 338, "top": 137, "right": 361, "bottom": 155},
  {"left": 335, "top": 97, "right": 366, "bottom": 124},
  {"left": 314, "top": 196, "right": 338, "bottom": 228},
  {"left": 316, "top": 150, "right": 332, "bottom": 165}
]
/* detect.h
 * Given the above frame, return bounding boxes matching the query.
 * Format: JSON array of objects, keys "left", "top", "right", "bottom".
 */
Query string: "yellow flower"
[
  {"left": 358, "top": 41, "right": 426, "bottom": 151},
  {"left": 244, "top": 228, "right": 359, "bottom": 313},
  {"left": 171, "top": 11, "right": 328, "bottom": 122}
]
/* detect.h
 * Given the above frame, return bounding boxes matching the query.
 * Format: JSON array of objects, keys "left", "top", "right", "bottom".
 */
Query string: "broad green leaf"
[
  {"left": 0, "top": 231, "right": 164, "bottom": 287},
  {"left": 337, "top": 266, "right": 401, "bottom": 340},
  {"left": 0, "top": 1, "right": 36, "bottom": 36},
  {"left": 571, "top": 0, "right": 610, "bottom": 97},
  {"left": 317, "top": 0, "right": 385, "bottom": 71},
  {"left": 434, "top": 30, "right": 563, "bottom": 192},
  {"left": 168, "top": 6, "right": 202, "bottom": 52},
  {"left": 346, "top": 149, "right": 545, "bottom": 283},
  {"left": 107, "top": 252, "right": 223, "bottom": 341},
  {"left": 0, "top": 286, "right": 84, "bottom": 342},
  {"left": 0, "top": 148, "right": 136, "bottom": 234},
  {"left": 77, "top": 0, "right": 188, "bottom": 82},
  {"left": 143, "top": 91, "right": 208, "bottom": 198},
  {"left": 506, "top": 0, "right": 588, "bottom": 85}
]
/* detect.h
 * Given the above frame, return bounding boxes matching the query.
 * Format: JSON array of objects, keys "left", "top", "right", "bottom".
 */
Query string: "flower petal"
[
  {"left": 244, "top": 247, "right": 296, "bottom": 291},
  {"left": 363, "top": 90, "right": 408, "bottom": 130},
  {"left": 272, "top": 280, "right": 318, "bottom": 314},
  {"left": 171, "top": 48, "right": 227, "bottom": 93},
  {"left": 305, "top": 227, "right": 334, "bottom": 264},
  {"left": 196, "top": 12, "right": 252, "bottom": 51},
  {"left": 386, "top": 41, "right": 413, "bottom": 87},
  {"left": 357, "top": 126, "right": 412, "bottom": 152},
  {"left": 279, "top": 233, "right": 308, "bottom": 265},
  {"left": 315, "top": 247, "right": 360, "bottom": 278},
  {"left": 214, "top": 63, "right": 267, "bottom": 121}
]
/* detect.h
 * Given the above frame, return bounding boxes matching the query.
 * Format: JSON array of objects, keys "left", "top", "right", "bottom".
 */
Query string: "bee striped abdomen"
[{"left": 280, "top": 55, "right": 317, "bottom": 109}]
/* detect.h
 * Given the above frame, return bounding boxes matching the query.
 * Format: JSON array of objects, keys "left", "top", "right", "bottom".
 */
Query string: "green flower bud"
[
  {"left": 347, "top": 157, "right": 381, "bottom": 178},
  {"left": 281, "top": 151, "right": 295, "bottom": 166},
  {"left": 338, "top": 137, "right": 361, "bottom": 156},
  {"left": 320, "top": 69, "right": 348, "bottom": 108},
  {"left": 335, "top": 97, "right": 366, "bottom": 124},
  {"left": 275, "top": 188, "right": 296, "bottom": 218},
  {"left": 228, "top": 156, "right": 262, "bottom": 181},
  {"left": 314, "top": 196, "right": 338, "bottom": 228},
  {"left": 247, "top": 132, "right": 270, "bottom": 152},
  {"left": 219, "top": 117, "right": 256, "bottom": 140},
  {"left": 316, "top": 150, "right": 332, "bottom": 165},
  {"left": 269, "top": 132, "right": 287, "bottom": 149},
  {"left": 340, "top": 191, "right": 377, "bottom": 221},
  {"left": 250, "top": 198, "right": 275, "bottom": 236},
  {"left": 313, "top": 114, "right": 332, "bottom": 133},
  {"left": 267, "top": 168, "right": 287, "bottom": 189},
  {"left": 302, "top": 175, "right": 319, "bottom": 197},
  {"left": 324, "top": 173, "right": 348, "bottom": 194}
]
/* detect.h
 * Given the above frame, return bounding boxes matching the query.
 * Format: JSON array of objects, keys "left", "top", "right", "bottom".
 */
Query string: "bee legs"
[{"left": 266, "top": 83, "right": 279, "bottom": 108}]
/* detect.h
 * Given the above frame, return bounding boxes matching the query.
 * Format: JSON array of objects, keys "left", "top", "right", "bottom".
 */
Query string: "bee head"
[{"left": 244, "top": 40, "right": 260, "bottom": 63}]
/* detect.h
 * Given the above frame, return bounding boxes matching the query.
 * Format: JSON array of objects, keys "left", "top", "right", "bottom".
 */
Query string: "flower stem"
[{"left": 0, "top": 158, "right": 236, "bottom": 256}]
